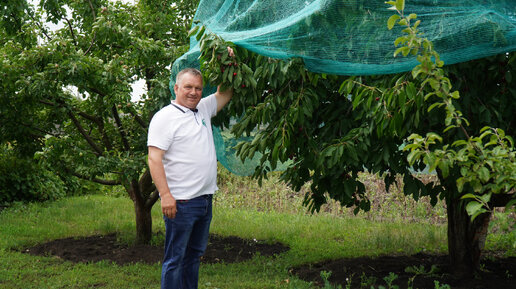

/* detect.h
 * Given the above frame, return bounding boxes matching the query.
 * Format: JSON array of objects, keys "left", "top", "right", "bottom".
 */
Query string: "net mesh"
[{"left": 169, "top": 0, "right": 516, "bottom": 175}]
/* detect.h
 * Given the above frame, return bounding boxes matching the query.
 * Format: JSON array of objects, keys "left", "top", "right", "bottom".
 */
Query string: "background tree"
[
  {"left": 192, "top": 1, "right": 515, "bottom": 278},
  {"left": 0, "top": 0, "right": 199, "bottom": 244}
]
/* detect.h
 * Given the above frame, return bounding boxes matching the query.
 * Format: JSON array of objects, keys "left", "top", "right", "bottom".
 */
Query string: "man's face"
[{"left": 174, "top": 73, "right": 203, "bottom": 109}]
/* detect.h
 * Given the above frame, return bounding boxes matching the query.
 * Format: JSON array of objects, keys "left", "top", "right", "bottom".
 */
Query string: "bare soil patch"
[
  {"left": 291, "top": 252, "right": 516, "bottom": 289},
  {"left": 23, "top": 235, "right": 515, "bottom": 288},
  {"left": 23, "top": 233, "right": 289, "bottom": 265}
]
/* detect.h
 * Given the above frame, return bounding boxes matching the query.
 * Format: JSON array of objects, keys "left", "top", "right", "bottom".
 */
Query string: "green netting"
[{"left": 170, "top": 0, "right": 516, "bottom": 175}]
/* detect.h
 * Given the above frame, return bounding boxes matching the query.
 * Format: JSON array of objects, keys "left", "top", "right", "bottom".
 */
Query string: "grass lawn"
[{"left": 0, "top": 170, "right": 513, "bottom": 288}]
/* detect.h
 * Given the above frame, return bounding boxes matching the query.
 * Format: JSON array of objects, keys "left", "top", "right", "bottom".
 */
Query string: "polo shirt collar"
[{"left": 171, "top": 101, "right": 198, "bottom": 113}]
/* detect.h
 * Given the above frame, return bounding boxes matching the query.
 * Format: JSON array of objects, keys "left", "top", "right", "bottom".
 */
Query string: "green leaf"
[
  {"left": 394, "top": 36, "right": 406, "bottom": 47},
  {"left": 352, "top": 94, "right": 362, "bottom": 109},
  {"left": 407, "top": 150, "right": 422, "bottom": 165},
  {"left": 456, "top": 178, "right": 465, "bottom": 192},
  {"left": 394, "top": 46, "right": 410, "bottom": 57},
  {"left": 338, "top": 80, "right": 347, "bottom": 94},
  {"left": 465, "top": 201, "right": 483, "bottom": 217},
  {"left": 461, "top": 193, "right": 477, "bottom": 200},
  {"left": 271, "top": 143, "right": 280, "bottom": 163},
  {"left": 470, "top": 208, "right": 488, "bottom": 221},
  {"left": 347, "top": 146, "right": 358, "bottom": 162},
  {"left": 443, "top": 125, "right": 457, "bottom": 133},
  {"left": 412, "top": 66, "right": 422, "bottom": 79},
  {"left": 437, "top": 161, "right": 449, "bottom": 178},
  {"left": 254, "top": 66, "right": 263, "bottom": 79},
  {"left": 472, "top": 180, "right": 483, "bottom": 193},
  {"left": 187, "top": 25, "right": 199, "bottom": 38},
  {"left": 395, "top": 0, "right": 405, "bottom": 11},
  {"left": 428, "top": 102, "right": 443, "bottom": 112},
  {"left": 478, "top": 166, "right": 490, "bottom": 183},
  {"left": 249, "top": 77, "right": 257, "bottom": 89},
  {"left": 195, "top": 26, "right": 206, "bottom": 41},
  {"left": 235, "top": 71, "right": 243, "bottom": 87},
  {"left": 450, "top": 91, "right": 460, "bottom": 99},
  {"left": 478, "top": 193, "right": 491, "bottom": 204},
  {"left": 387, "top": 14, "right": 400, "bottom": 30}
]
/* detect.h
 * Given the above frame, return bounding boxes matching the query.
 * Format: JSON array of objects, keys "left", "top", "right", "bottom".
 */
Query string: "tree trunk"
[
  {"left": 447, "top": 197, "right": 491, "bottom": 278},
  {"left": 126, "top": 173, "right": 159, "bottom": 245},
  {"left": 134, "top": 198, "right": 153, "bottom": 245}
]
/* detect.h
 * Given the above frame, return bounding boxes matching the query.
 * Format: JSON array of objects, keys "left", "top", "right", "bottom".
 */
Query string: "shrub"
[{"left": 0, "top": 147, "right": 66, "bottom": 204}]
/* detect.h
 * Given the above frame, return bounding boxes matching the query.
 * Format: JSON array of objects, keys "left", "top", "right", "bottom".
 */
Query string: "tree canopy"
[
  {"left": 0, "top": 0, "right": 199, "bottom": 243},
  {"left": 190, "top": 0, "right": 515, "bottom": 277}
]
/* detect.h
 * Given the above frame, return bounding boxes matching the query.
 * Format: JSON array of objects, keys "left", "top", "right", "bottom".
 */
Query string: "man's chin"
[{"left": 187, "top": 101, "right": 200, "bottom": 108}]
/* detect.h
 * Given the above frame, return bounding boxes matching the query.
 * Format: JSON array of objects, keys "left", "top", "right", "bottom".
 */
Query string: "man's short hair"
[{"left": 176, "top": 68, "right": 202, "bottom": 85}]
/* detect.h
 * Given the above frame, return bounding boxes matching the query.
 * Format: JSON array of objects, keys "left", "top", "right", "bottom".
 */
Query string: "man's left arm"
[{"left": 215, "top": 85, "right": 233, "bottom": 113}]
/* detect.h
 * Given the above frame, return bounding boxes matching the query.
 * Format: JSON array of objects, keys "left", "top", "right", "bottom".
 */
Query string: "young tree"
[
  {"left": 192, "top": 1, "right": 515, "bottom": 278},
  {"left": 0, "top": 0, "right": 199, "bottom": 244}
]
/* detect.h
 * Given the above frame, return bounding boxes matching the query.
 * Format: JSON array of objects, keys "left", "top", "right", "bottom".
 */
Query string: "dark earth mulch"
[
  {"left": 23, "top": 233, "right": 289, "bottom": 265},
  {"left": 291, "top": 253, "right": 516, "bottom": 289},
  {"left": 24, "top": 234, "right": 516, "bottom": 288}
]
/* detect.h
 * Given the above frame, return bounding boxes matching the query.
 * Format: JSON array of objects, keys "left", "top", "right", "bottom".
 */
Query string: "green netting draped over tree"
[{"left": 169, "top": 0, "right": 516, "bottom": 175}]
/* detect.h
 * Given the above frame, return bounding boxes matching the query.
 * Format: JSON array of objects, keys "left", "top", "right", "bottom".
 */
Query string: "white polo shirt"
[{"left": 147, "top": 94, "right": 218, "bottom": 200}]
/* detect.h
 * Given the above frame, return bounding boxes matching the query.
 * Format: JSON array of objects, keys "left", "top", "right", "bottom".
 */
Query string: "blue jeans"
[{"left": 161, "top": 194, "right": 213, "bottom": 289}]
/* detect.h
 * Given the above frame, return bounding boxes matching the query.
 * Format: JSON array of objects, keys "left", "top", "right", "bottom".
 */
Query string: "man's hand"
[
  {"left": 161, "top": 193, "right": 177, "bottom": 219},
  {"left": 227, "top": 46, "right": 234, "bottom": 57}
]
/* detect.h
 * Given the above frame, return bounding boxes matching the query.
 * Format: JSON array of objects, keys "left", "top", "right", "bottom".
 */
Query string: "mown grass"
[{"left": 0, "top": 166, "right": 514, "bottom": 288}]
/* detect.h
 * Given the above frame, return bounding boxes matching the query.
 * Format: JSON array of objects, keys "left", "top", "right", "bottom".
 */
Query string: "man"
[{"left": 147, "top": 67, "right": 233, "bottom": 289}]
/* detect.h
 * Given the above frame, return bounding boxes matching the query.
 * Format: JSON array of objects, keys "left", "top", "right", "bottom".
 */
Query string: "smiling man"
[{"left": 147, "top": 67, "right": 233, "bottom": 289}]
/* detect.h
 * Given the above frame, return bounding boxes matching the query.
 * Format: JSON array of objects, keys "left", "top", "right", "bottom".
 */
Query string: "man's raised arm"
[{"left": 215, "top": 85, "right": 233, "bottom": 113}]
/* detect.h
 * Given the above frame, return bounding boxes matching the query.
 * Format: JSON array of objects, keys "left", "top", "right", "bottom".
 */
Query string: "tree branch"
[
  {"left": 131, "top": 179, "right": 144, "bottom": 205},
  {"left": 111, "top": 105, "right": 130, "bottom": 151},
  {"left": 78, "top": 88, "right": 115, "bottom": 151},
  {"left": 129, "top": 110, "right": 148, "bottom": 130},
  {"left": 77, "top": 110, "right": 101, "bottom": 123},
  {"left": 27, "top": 11, "right": 51, "bottom": 41},
  {"left": 88, "top": 86, "right": 105, "bottom": 97},
  {"left": 65, "top": 18, "right": 78, "bottom": 46},
  {"left": 83, "top": 0, "right": 97, "bottom": 56},
  {"left": 139, "top": 170, "right": 156, "bottom": 196},
  {"left": 40, "top": 96, "right": 113, "bottom": 153},
  {"left": 39, "top": 98, "right": 57, "bottom": 107},
  {"left": 71, "top": 171, "right": 121, "bottom": 185},
  {"left": 67, "top": 110, "right": 103, "bottom": 156},
  {"left": 140, "top": 170, "right": 159, "bottom": 209},
  {"left": 146, "top": 189, "right": 160, "bottom": 209},
  {"left": 19, "top": 122, "right": 55, "bottom": 138},
  {"left": 98, "top": 119, "right": 114, "bottom": 151}
]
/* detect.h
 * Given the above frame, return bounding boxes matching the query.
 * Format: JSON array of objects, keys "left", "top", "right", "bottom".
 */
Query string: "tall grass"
[
  {"left": 215, "top": 166, "right": 514, "bottom": 255},
  {"left": 216, "top": 166, "right": 447, "bottom": 224}
]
